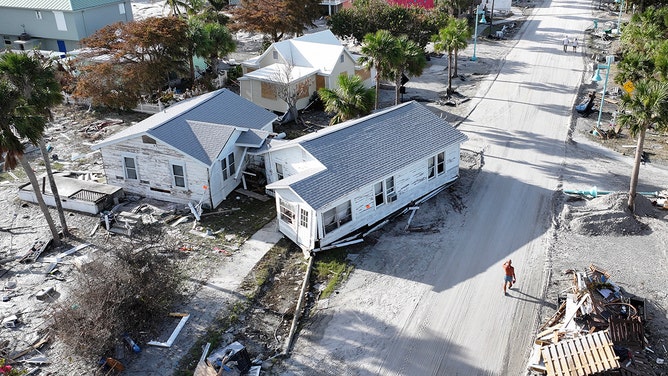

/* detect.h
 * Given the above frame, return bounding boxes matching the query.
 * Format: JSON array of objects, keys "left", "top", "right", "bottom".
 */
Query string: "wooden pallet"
[
  {"left": 608, "top": 317, "right": 644, "bottom": 348},
  {"left": 541, "top": 331, "right": 619, "bottom": 376}
]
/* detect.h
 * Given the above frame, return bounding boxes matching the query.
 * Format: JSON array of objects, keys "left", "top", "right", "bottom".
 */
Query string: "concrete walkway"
[{"left": 123, "top": 219, "right": 283, "bottom": 375}]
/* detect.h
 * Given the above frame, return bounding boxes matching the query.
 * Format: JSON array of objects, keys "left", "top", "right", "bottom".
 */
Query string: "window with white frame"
[
  {"left": 323, "top": 201, "right": 352, "bottom": 234},
  {"left": 276, "top": 163, "right": 284, "bottom": 180},
  {"left": 386, "top": 176, "right": 396, "bottom": 201},
  {"left": 35, "top": 10, "right": 42, "bottom": 19},
  {"left": 279, "top": 199, "right": 296, "bottom": 224},
  {"left": 374, "top": 181, "right": 385, "bottom": 206},
  {"left": 119, "top": 3, "right": 126, "bottom": 14},
  {"left": 221, "top": 153, "right": 235, "bottom": 181},
  {"left": 427, "top": 156, "right": 436, "bottom": 179},
  {"left": 272, "top": 50, "right": 278, "bottom": 60},
  {"left": 228, "top": 153, "right": 236, "bottom": 176},
  {"left": 299, "top": 208, "right": 309, "bottom": 228},
  {"left": 437, "top": 152, "right": 445, "bottom": 175},
  {"left": 221, "top": 158, "right": 229, "bottom": 180},
  {"left": 171, "top": 163, "right": 186, "bottom": 188},
  {"left": 123, "top": 156, "right": 138, "bottom": 180}
]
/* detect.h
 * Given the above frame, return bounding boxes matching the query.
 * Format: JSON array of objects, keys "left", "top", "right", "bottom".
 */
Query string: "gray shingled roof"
[
  {"left": 0, "top": 0, "right": 123, "bottom": 11},
  {"left": 288, "top": 101, "right": 468, "bottom": 210},
  {"left": 92, "top": 89, "right": 277, "bottom": 166}
]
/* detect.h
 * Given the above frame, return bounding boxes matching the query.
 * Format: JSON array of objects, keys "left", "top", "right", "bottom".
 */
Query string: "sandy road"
[{"left": 282, "top": 0, "right": 598, "bottom": 374}]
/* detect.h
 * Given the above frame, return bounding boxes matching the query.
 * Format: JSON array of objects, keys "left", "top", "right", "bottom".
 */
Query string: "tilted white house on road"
[
  {"left": 258, "top": 101, "right": 468, "bottom": 252},
  {"left": 92, "top": 89, "right": 277, "bottom": 208},
  {"left": 239, "top": 30, "right": 374, "bottom": 114}
]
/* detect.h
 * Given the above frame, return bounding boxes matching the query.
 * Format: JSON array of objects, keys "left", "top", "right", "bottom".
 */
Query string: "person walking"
[
  {"left": 503, "top": 259, "right": 516, "bottom": 295},
  {"left": 572, "top": 38, "right": 578, "bottom": 52},
  {"left": 563, "top": 36, "right": 570, "bottom": 52}
]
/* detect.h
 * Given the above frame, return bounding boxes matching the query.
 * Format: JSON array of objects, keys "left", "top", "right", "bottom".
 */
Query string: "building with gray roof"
[{"left": 262, "top": 101, "right": 468, "bottom": 252}]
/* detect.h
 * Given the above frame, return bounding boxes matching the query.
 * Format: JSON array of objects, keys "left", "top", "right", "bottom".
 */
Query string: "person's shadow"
[{"left": 508, "top": 288, "right": 557, "bottom": 309}]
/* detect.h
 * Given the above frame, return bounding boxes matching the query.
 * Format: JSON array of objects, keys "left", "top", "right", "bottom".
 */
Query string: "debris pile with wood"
[{"left": 527, "top": 264, "right": 664, "bottom": 375}]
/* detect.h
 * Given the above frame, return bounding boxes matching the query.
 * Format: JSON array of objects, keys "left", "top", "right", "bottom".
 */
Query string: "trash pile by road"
[{"left": 527, "top": 264, "right": 665, "bottom": 375}]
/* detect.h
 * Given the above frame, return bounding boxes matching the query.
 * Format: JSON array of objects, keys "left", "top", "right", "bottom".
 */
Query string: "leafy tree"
[
  {"left": 360, "top": 30, "right": 401, "bottom": 109},
  {"left": 232, "top": 0, "right": 320, "bottom": 42},
  {"left": 432, "top": 18, "right": 461, "bottom": 95},
  {"left": 74, "top": 17, "right": 190, "bottom": 109},
  {"left": 451, "top": 17, "right": 471, "bottom": 77},
  {"left": 616, "top": 6, "right": 668, "bottom": 83},
  {"left": 391, "top": 35, "right": 427, "bottom": 105},
  {"left": 328, "top": 0, "right": 446, "bottom": 48},
  {"left": 187, "top": 16, "right": 236, "bottom": 83},
  {"left": 0, "top": 52, "right": 66, "bottom": 245},
  {"left": 616, "top": 79, "right": 668, "bottom": 211},
  {"left": 318, "top": 74, "right": 375, "bottom": 125}
]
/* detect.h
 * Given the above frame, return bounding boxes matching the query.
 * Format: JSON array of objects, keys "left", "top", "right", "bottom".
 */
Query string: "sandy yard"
[{"left": 1, "top": 0, "right": 667, "bottom": 375}]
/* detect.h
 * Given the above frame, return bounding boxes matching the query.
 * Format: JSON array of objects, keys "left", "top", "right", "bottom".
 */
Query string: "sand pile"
[{"left": 561, "top": 192, "right": 654, "bottom": 235}]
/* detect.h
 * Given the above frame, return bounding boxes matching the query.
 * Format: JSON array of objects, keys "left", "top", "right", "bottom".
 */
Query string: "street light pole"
[
  {"left": 616, "top": 0, "right": 624, "bottom": 34},
  {"left": 592, "top": 56, "right": 615, "bottom": 130},
  {"left": 471, "top": 5, "right": 482, "bottom": 61}
]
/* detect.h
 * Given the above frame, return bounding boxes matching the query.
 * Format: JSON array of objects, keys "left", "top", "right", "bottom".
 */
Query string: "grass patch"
[
  {"left": 199, "top": 197, "right": 276, "bottom": 242},
  {"left": 0, "top": 168, "right": 25, "bottom": 183},
  {"left": 313, "top": 248, "right": 354, "bottom": 299}
]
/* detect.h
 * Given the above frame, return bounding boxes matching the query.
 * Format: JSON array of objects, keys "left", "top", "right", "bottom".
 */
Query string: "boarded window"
[
  {"left": 355, "top": 68, "right": 371, "bottom": 81},
  {"left": 123, "top": 156, "right": 138, "bottom": 180},
  {"left": 315, "top": 75, "right": 325, "bottom": 90},
  {"left": 171, "top": 164, "right": 186, "bottom": 188},
  {"left": 53, "top": 11, "right": 67, "bottom": 31},
  {"left": 261, "top": 82, "right": 277, "bottom": 100}
]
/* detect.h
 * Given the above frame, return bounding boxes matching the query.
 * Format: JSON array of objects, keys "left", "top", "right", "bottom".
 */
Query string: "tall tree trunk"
[
  {"left": 447, "top": 51, "right": 454, "bottom": 94},
  {"left": 374, "top": 71, "right": 381, "bottom": 109},
  {"left": 454, "top": 49, "right": 459, "bottom": 76},
  {"left": 19, "top": 155, "right": 61, "bottom": 247},
  {"left": 627, "top": 126, "right": 646, "bottom": 212},
  {"left": 395, "top": 72, "right": 402, "bottom": 105},
  {"left": 39, "top": 138, "right": 69, "bottom": 238}
]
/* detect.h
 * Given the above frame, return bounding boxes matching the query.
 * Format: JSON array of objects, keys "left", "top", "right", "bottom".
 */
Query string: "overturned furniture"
[{"left": 18, "top": 171, "right": 124, "bottom": 215}]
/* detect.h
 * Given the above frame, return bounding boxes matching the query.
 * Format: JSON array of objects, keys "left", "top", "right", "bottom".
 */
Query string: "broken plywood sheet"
[{"left": 541, "top": 330, "right": 619, "bottom": 376}]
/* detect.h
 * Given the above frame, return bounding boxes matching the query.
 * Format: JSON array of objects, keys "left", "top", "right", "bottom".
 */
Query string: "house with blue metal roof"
[
  {"left": 260, "top": 101, "right": 468, "bottom": 252},
  {"left": 91, "top": 89, "right": 278, "bottom": 208},
  {"left": 0, "top": 0, "right": 132, "bottom": 53}
]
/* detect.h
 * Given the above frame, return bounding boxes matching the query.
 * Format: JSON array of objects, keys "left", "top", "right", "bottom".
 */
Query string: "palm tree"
[
  {"left": 318, "top": 74, "right": 375, "bottom": 125},
  {"left": 452, "top": 18, "right": 471, "bottom": 77},
  {"left": 391, "top": 35, "right": 427, "bottom": 105},
  {"left": 616, "top": 79, "right": 668, "bottom": 211},
  {"left": 0, "top": 52, "right": 65, "bottom": 245},
  {"left": 164, "top": 0, "right": 191, "bottom": 17},
  {"left": 360, "top": 30, "right": 401, "bottom": 109},
  {"left": 432, "top": 18, "right": 460, "bottom": 95}
]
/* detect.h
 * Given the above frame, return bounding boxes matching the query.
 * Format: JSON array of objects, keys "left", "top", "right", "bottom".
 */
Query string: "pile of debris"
[{"left": 528, "top": 264, "right": 664, "bottom": 375}]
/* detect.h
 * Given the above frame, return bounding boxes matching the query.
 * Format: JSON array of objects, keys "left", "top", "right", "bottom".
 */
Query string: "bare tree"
[{"left": 272, "top": 62, "right": 313, "bottom": 123}]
